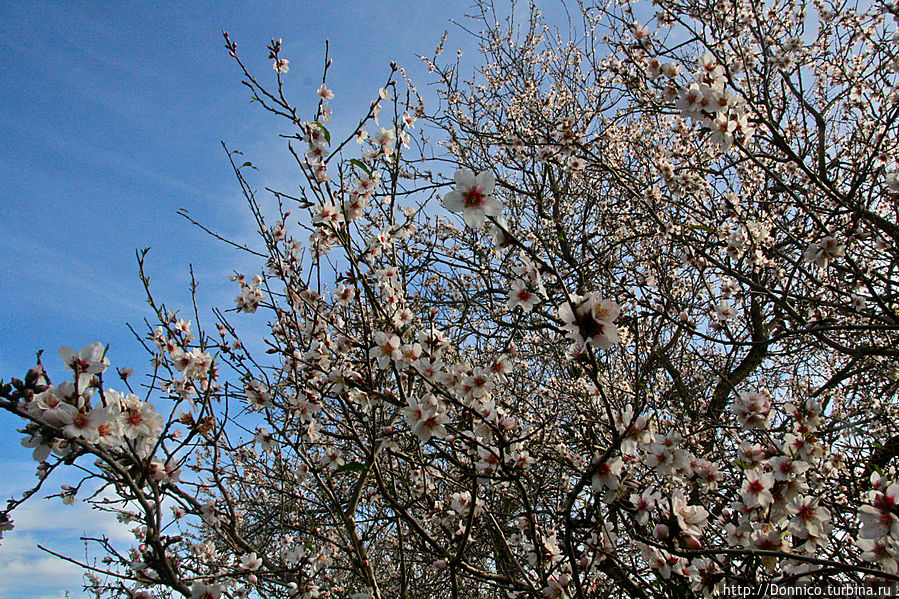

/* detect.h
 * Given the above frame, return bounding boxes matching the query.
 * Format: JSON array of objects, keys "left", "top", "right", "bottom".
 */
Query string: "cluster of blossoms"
[
  {"left": 672, "top": 53, "right": 756, "bottom": 152},
  {"left": 304, "top": 120, "right": 331, "bottom": 183},
  {"left": 858, "top": 477, "right": 899, "bottom": 573},
  {"left": 4, "top": 3, "right": 899, "bottom": 597},
  {"left": 730, "top": 389, "right": 773, "bottom": 429},
  {"left": 402, "top": 393, "right": 450, "bottom": 442},
  {"left": 20, "top": 344, "right": 164, "bottom": 461},
  {"left": 232, "top": 273, "right": 264, "bottom": 313}
]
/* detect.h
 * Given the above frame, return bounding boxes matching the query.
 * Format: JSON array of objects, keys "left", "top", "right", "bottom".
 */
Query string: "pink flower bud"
[
  {"left": 681, "top": 534, "right": 702, "bottom": 549},
  {"left": 653, "top": 524, "right": 670, "bottom": 540}
]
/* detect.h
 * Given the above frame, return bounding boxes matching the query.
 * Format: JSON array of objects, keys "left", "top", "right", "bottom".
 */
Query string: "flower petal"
[
  {"left": 58, "top": 346, "right": 76, "bottom": 366},
  {"left": 463, "top": 208, "right": 486, "bottom": 229},
  {"left": 454, "top": 168, "right": 475, "bottom": 188},
  {"left": 475, "top": 170, "right": 496, "bottom": 194},
  {"left": 442, "top": 191, "right": 464, "bottom": 212},
  {"left": 483, "top": 196, "right": 503, "bottom": 216}
]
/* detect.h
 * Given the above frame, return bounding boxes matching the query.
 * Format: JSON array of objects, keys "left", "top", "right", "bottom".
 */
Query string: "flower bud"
[{"left": 681, "top": 534, "right": 702, "bottom": 549}]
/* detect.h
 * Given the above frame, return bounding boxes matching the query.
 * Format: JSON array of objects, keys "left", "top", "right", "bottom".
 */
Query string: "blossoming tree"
[{"left": 3, "top": 0, "right": 899, "bottom": 597}]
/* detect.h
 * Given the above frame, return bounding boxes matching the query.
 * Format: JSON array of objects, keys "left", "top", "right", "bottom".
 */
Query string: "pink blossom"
[{"left": 442, "top": 168, "right": 502, "bottom": 229}]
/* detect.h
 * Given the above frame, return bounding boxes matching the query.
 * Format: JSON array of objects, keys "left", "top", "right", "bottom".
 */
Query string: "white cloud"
[
  {"left": 0, "top": 532, "right": 84, "bottom": 597},
  {"left": 0, "top": 461, "right": 135, "bottom": 597}
]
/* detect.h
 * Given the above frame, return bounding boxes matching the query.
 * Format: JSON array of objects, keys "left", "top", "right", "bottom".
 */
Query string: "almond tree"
[{"left": 2, "top": 1, "right": 899, "bottom": 597}]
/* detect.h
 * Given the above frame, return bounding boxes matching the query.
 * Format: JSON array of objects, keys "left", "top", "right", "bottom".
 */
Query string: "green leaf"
[
  {"left": 350, "top": 158, "right": 371, "bottom": 176},
  {"left": 241, "top": 161, "right": 257, "bottom": 170},
  {"left": 336, "top": 462, "right": 367, "bottom": 473},
  {"left": 314, "top": 121, "right": 331, "bottom": 144}
]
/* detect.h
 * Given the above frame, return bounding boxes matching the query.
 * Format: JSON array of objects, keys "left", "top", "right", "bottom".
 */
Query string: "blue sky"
[{"left": 0, "top": 2, "right": 476, "bottom": 596}]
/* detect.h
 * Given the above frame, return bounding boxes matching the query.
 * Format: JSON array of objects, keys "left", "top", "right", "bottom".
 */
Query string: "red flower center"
[
  {"left": 874, "top": 493, "right": 896, "bottom": 512},
  {"left": 747, "top": 480, "right": 764, "bottom": 495},
  {"left": 463, "top": 187, "right": 485, "bottom": 208}
]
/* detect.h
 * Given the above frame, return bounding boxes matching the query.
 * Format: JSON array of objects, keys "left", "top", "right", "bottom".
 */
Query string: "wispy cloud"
[
  {"left": 0, "top": 229, "right": 148, "bottom": 316},
  {"left": 0, "top": 533, "right": 85, "bottom": 598},
  {"left": 0, "top": 461, "right": 134, "bottom": 597}
]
